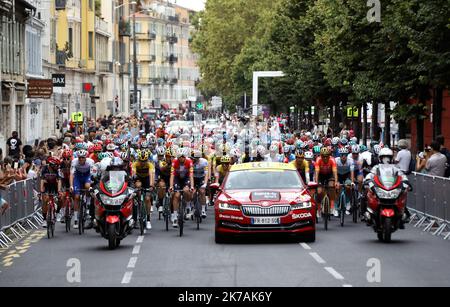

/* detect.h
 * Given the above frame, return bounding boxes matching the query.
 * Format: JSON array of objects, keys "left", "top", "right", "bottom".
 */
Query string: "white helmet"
[
  {"left": 350, "top": 137, "right": 358, "bottom": 143},
  {"left": 379, "top": 147, "right": 393, "bottom": 164},
  {"left": 177, "top": 147, "right": 190, "bottom": 158},
  {"left": 269, "top": 144, "right": 278, "bottom": 153},
  {"left": 106, "top": 143, "right": 116, "bottom": 151},
  {"left": 331, "top": 137, "right": 340, "bottom": 145},
  {"left": 156, "top": 146, "right": 165, "bottom": 156},
  {"left": 373, "top": 144, "right": 382, "bottom": 155},
  {"left": 305, "top": 151, "right": 314, "bottom": 160},
  {"left": 379, "top": 148, "right": 393, "bottom": 158},
  {"left": 77, "top": 150, "right": 88, "bottom": 158},
  {"left": 110, "top": 157, "right": 124, "bottom": 167}
]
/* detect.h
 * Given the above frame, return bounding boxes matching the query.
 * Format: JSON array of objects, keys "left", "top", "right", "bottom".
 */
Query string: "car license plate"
[{"left": 251, "top": 217, "right": 280, "bottom": 225}]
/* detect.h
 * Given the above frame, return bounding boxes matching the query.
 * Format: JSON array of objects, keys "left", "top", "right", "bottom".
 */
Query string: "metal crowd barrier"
[
  {"left": 408, "top": 172, "right": 450, "bottom": 240},
  {"left": 0, "top": 179, "right": 43, "bottom": 248}
]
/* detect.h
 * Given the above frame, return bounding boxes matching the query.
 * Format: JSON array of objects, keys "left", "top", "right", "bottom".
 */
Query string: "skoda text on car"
[{"left": 214, "top": 162, "right": 316, "bottom": 243}]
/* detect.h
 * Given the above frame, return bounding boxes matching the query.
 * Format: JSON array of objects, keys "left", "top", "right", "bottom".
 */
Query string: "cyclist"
[
  {"left": 132, "top": 150, "right": 155, "bottom": 230},
  {"left": 350, "top": 145, "right": 364, "bottom": 193},
  {"left": 70, "top": 150, "right": 95, "bottom": 229},
  {"left": 335, "top": 147, "right": 355, "bottom": 215},
  {"left": 192, "top": 149, "right": 209, "bottom": 218},
  {"left": 305, "top": 151, "right": 315, "bottom": 183},
  {"left": 58, "top": 149, "right": 73, "bottom": 223},
  {"left": 314, "top": 147, "right": 339, "bottom": 217},
  {"left": 40, "top": 156, "right": 62, "bottom": 228},
  {"left": 291, "top": 150, "right": 310, "bottom": 184},
  {"left": 169, "top": 148, "right": 194, "bottom": 228}
]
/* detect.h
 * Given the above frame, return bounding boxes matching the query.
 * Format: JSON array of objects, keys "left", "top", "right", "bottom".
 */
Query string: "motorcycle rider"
[{"left": 364, "top": 147, "right": 410, "bottom": 229}]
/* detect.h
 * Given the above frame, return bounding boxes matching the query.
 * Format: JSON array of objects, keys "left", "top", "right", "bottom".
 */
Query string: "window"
[
  {"left": 88, "top": 31, "right": 93, "bottom": 59},
  {"left": 89, "top": 0, "right": 93, "bottom": 11},
  {"left": 68, "top": 28, "right": 73, "bottom": 54}
]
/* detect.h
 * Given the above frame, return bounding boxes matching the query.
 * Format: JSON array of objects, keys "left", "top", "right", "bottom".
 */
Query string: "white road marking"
[
  {"left": 325, "top": 267, "right": 345, "bottom": 280},
  {"left": 136, "top": 236, "right": 144, "bottom": 244},
  {"left": 343, "top": 284, "right": 353, "bottom": 287},
  {"left": 132, "top": 245, "right": 141, "bottom": 255},
  {"left": 121, "top": 271, "right": 133, "bottom": 284},
  {"left": 127, "top": 257, "right": 138, "bottom": 269},
  {"left": 309, "top": 252, "right": 326, "bottom": 264},
  {"left": 300, "top": 243, "right": 311, "bottom": 250}
]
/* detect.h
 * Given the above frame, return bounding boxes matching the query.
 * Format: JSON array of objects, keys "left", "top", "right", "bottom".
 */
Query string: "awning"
[
  {"left": 15, "top": 83, "right": 26, "bottom": 91},
  {"left": 2, "top": 82, "right": 14, "bottom": 89},
  {"left": 16, "top": 0, "right": 36, "bottom": 13}
]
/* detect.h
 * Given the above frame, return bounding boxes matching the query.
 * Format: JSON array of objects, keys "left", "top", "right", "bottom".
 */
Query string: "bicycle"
[
  {"left": 163, "top": 191, "right": 171, "bottom": 231},
  {"left": 337, "top": 182, "right": 353, "bottom": 227},
  {"left": 191, "top": 188, "right": 202, "bottom": 230},
  {"left": 62, "top": 189, "right": 73, "bottom": 233},
  {"left": 135, "top": 187, "right": 152, "bottom": 236},
  {"left": 78, "top": 189, "right": 90, "bottom": 235},
  {"left": 317, "top": 183, "right": 332, "bottom": 231},
  {"left": 45, "top": 193, "right": 58, "bottom": 239}
]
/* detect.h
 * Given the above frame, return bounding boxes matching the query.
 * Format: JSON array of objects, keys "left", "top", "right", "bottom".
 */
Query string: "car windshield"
[{"left": 225, "top": 170, "right": 304, "bottom": 190}]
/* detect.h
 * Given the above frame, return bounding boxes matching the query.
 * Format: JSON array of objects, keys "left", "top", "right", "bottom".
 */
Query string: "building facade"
[
  {"left": 132, "top": 0, "right": 200, "bottom": 110},
  {"left": 1, "top": 0, "right": 36, "bottom": 153}
]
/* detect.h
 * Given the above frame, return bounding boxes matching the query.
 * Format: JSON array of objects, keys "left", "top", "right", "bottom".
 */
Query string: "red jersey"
[
  {"left": 315, "top": 156, "right": 337, "bottom": 175},
  {"left": 89, "top": 153, "right": 99, "bottom": 163},
  {"left": 171, "top": 158, "right": 194, "bottom": 179}
]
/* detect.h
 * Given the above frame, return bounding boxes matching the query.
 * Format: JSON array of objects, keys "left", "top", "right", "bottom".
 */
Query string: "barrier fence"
[
  {"left": 0, "top": 179, "right": 42, "bottom": 248},
  {"left": 408, "top": 172, "right": 450, "bottom": 240}
]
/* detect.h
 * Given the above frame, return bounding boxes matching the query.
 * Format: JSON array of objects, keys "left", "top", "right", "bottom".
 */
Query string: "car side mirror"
[{"left": 307, "top": 182, "right": 318, "bottom": 190}]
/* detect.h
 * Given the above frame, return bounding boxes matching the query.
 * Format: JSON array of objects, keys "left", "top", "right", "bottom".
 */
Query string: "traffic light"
[{"left": 196, "top": 102, "right": 203, "bottom": 110}]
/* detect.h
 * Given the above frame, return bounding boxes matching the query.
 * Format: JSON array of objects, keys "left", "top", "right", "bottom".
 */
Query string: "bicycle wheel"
[
  {"left": 179, "top": 201, "right": 185, "bottom": 237},
  {"left": 78, "top": 201, "right": 84, "bottom": 235},
  {"left": 164, "top": 195, "right": 170, "bottom": 231},
  {"left": 339, "top": 192, "right": 345, "bottom": 227},
  {"left": 322, "top": 196, "right": 330, "bottom": 231},
  {"left": 195, "top": 193, "right": 201, "bottom": 230},
  {"left": 352, "top": 189, "right": 358, "bottom": 224},
  {"left": 138, "top": 200, "right": 145, "bottom": 236},
  {"left": 47, "top": 208, "right": 52, "bottom": 239}
]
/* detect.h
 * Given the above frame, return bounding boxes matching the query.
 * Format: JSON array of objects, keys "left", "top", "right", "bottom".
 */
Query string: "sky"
[{"left": 170, "top": 0, "right": 206, "bottom": 11}]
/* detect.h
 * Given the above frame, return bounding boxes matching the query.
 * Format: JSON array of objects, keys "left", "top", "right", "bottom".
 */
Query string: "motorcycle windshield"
[
  {"left": 377, "top": 166, "right": 398, "bottom": 189},
  {"left": 101, "top": 171, "right": 127, "bottom": 195}
]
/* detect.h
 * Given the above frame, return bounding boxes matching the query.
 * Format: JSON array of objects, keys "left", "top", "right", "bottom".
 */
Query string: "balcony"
[
  {"left": 137, "top": 54, "right": 156, "bottom": 62},
  {"left": 119, "top": 63, "right": 131, "bottom": 75},
  {"left": 149, "top": 32, "right": 156, "bottom": 40},
  {"left": 56, "top": 51, "right": 67, "bottom": 66},
  {"left": 164, "top": 54, "right": 178, "bottom": 64},
  {"left": 165, "top": 34, "right": 178, "bottom": 44},
  {"left": 152, "top": 78, "right": 161, "bottom": 85},
  {"left": 119, "top": 20, "right": 131, "bottom": 37},
  {"left": 138, "top": 77, "right": 151, "bottom": 84},
  {"left": 98, "top": 61, "right": 113, "bottom": 74},
  {"left": 167, "top": 15, "right": 180, "bottom": 23},
  {"left": 55, "top": 0, "right": 66, "bottom": 10},
  {"left": 95, "top": 17, "right": 109, "bottom": 36},
  {"left": 169, "top": 78, "right": 178, "bottom": 85}
]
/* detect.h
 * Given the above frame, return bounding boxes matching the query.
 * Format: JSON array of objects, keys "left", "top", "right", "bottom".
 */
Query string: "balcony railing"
[
  {"left": 152, "top": 78, "right": 161, "bottom": 85},
  {"left": 119, "top": 63, "right": 131, "bottom": 75},
  {"left": 164, "top": 54, "right": 178, "bottom": 64},
  {"left": 55, "top": 0, "right": 66, "bottom": 10},
  {"left": 149, "top": 32, "right": 156, "bottom": 40},
  {"left": 138, "top": 77, "right": 151, "bottom": 84},
  {"left": 165, "top": 34, "right": 178, "bottom": 44},
  {"left": 98, "top": 61, "right": 113, "bottom": 74},
  {"left": 167, "top": 15, "right": 180, "bottom": 23},
  {"left": 56, "top": 51, "right": 67, "bottom": 66},
  {"left": 137, "top": 54, "right": 156, "bottom": 62},
  {"left": 95, "top": 17, "right": 109, "bottom": 35},
  {"left": 169, "top": 78, "right": 178, "bottom": 85},
  {"left": 119, "top": 20, "right": 131, "bottom": 37}
]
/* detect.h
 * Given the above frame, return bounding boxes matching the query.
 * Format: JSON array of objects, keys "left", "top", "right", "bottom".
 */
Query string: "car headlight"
[
  {"left": 218, "top": 203, "right": 241, "bottom": 211},
  {"left": 291, "top": 202, "right": 312, "bottom": 210},
  {"left": 99, "top": 194, "right": 127, "bottom": 206},
  {"left": 374, "top": 187, "right": 401, "bottom": 199}
]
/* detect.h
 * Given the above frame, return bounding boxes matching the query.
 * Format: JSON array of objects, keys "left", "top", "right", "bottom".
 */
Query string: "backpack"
[
  {"left": 407, "top": 151, "right": 416, "bottom": 174},
  {"left": 442, "top": 148, "right": 450, "bottom": 178}
]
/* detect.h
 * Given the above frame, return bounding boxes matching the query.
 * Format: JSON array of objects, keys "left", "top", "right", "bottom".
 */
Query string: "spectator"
[
  {"left": 6, "top": 131, "right": 23, "bottom": 160},
  {"left": 436, "top": 135, "right": 450, "bottom": 177},
  {"left": 424, "top": 141, "right": 447, "bottom": 177},
  {"left": 395, "top": 139, "right": 412, "bottom": 174}
]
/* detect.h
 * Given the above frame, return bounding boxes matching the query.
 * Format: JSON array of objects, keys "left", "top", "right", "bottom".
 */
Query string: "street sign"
[
  {"left": 52, "top": 74, "right": 66, "bottom": 87},
  {"left": 27, "top": 79, "right": 53, "bottom": 98},
  {"left": 347, "top": 106, "right": 359, "bottom": 118},
  {"left": 71, "top": 112, "right": 83, "bottom": 123}
]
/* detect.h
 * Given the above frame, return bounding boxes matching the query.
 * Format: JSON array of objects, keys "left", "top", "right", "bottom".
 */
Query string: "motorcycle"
[
  {"left": 93, "top": 170, "right": 135, "bottom": 249},
  {"left": 364, "top": 165, "right": 412, "bottom": 243}
]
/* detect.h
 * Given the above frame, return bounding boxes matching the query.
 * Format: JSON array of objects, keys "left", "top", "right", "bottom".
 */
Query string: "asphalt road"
[{"left": 1, "top": 207, "right": 449, "bottom": 287}]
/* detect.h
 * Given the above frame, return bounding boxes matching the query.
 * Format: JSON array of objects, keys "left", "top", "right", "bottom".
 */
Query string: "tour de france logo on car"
[{"left": 250, "top": 191, "right": 280, "bottom": 201}]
